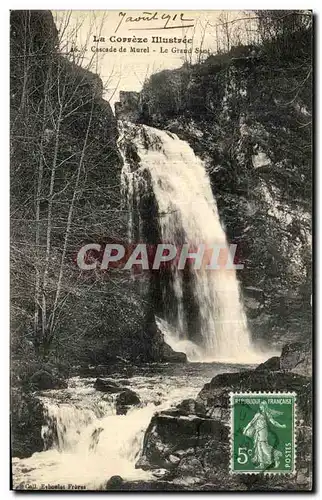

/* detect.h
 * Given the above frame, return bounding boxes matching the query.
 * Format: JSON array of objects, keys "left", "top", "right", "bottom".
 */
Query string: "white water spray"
[
  {"left": 120, "top": 122, "right": 264, "bottom": 363},
  {"left": 13, "top": 372, "right": 218, "bottom": 489}
]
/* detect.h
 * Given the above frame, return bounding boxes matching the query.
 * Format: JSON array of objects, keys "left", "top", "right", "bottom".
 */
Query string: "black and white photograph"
[{"left": 10, "top": 9, "right": 313, "bottom": 491}]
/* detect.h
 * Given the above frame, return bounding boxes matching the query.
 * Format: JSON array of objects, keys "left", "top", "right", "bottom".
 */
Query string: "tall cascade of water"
[
  {"left": 12, "top": 124, "right": 272, "bottom": 491},
  {"left": 120, "top": 122, "right": 261, "bottom": 363}
]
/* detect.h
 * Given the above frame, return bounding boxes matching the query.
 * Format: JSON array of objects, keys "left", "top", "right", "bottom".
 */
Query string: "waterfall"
[
  {"left": 13, "top": 371, "right": 218, "bottom": 489},
  {"left": 12, "top": 122, "right": 271, "bottom": 492},
  {"left": 120, "top": 122, "right": 262, "bottom": 363},
  {"left": 12, "top": 378, "right": 155, "bottom": 489}
]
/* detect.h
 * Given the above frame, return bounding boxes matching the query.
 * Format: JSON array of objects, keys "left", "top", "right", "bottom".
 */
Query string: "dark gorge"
[{"left": 10, "top": 10, "right": 312, "bottom": 492}]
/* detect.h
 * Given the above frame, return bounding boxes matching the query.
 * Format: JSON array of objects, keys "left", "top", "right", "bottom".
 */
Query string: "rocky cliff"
[
  {"left": 117, "top": 31, "right": 312, "bottom": 347},
  {"left": 10, "top": 10, "right": 175, "bottom": 367}
]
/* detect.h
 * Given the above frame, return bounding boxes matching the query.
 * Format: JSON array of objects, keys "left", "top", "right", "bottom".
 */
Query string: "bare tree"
[{"left": 11, "top": 11, "right": 124, "bottom": 357}]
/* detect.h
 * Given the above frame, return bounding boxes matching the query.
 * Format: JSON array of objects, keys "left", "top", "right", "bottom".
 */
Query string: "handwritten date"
[{"left": 115, "top": 11, "right": 195, "bottom": 33}]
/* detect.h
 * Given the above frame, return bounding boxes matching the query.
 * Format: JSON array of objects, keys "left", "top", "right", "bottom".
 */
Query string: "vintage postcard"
[{"left": 10, "top": 9, "right": 313, "bottom": 491}]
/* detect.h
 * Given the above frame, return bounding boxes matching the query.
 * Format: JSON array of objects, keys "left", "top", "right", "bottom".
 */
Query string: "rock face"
[
  {"left": 142, "top": 319, "right": 187, "bottom": 363},
  {"left": 136, "top": 342, "right": 312, "bottom": 490},
  {"left": 280, "top": 341, "right": 312, "bottom": 377},
  {"left": 115, "top": 389, "right": 141, "bottom": 415},
  {"left": 29, "top": 370, "right": 67, "bottom": 390},
  {"left": 255, "top": 356, "right": 280, "bottom": 372},
  {"left": 11, "top": 388, "right": 45, "bottom": 458},
  {"left": 137, "top": 37, "right": 312, "bottom": 346},
  {"left": 197, "top": 370, "right": 311, "bottom": 423},
  {"left": 136, "top": 411, "right": 228, "bottom": 476}
]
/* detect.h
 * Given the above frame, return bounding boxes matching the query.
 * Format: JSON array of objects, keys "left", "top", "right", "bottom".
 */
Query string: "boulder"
[
  {"left": 162, "top": 344, "right": 187, "bottom": 363},
  {"left": 255, "top": 356, "right": 280, "bottom": 372},
  {"left": 280, "top": 341, "right": 312, "bottom": 377},
  {"left": 196, "top": 369, "right": 311, "bottom": 423},
  {"left": 29, "top": 369, "right": 67, "bottom": 390},
  {"left": 136, "top": 411, "right": 228, "bottom": 473},
  {"left": 105, "top": 475, "right": 124, "bottom": 490},
  {"left": 176, "top": 457, "right": 204, "bottom": 477},
  {"left": 174, "top": 399, "right": 207, "bottom": 417},
  {"left": 94, "top": 378, "right": 122, "bottom": 393},
  {"left": 115, "top": 389, "right": 141, "bottom": 415}
]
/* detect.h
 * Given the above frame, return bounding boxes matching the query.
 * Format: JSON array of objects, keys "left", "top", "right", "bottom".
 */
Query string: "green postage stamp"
[{"left": 230, "top": 392, "right": 296, "bottom": 474}]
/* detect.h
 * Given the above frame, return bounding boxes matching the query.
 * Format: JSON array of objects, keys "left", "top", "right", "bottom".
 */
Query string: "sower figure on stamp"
[{"left": 243, "top": 401, "right": 286, "bottom": 470}]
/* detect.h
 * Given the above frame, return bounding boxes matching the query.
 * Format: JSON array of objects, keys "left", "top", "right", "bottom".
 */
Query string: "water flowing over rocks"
[
  {"left": 119, "top": 121, "right": 263, "bottom": 363},
  {"left": 120, "top": 39, "right": 312, "bottom": 348},
  {"left": 135, "top": 341, "right": 312, "bottom": 491}
]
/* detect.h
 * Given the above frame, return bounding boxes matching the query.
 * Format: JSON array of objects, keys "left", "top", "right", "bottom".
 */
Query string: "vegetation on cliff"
[
  {"left": 137, "top": 11, "right": 312, "bottom": 345},
  {"left": 10, "top": 10, "right": 163, "bottom": 374}
]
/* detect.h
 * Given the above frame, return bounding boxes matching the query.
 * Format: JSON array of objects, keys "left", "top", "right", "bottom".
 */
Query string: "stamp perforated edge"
[{"left": 229, "top": 391, "right": 297, "bottom": 475}]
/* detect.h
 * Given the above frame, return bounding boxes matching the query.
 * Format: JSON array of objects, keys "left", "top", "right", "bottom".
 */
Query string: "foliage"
[
  {"left": 10, "top": 11, "right": 156, "bottom": 369},
  {"left": 11, "top": 386, "right": 45, "bottom": 458},
  {"left": 138, "top": 12, "right": 312, "bottom": 340}
]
